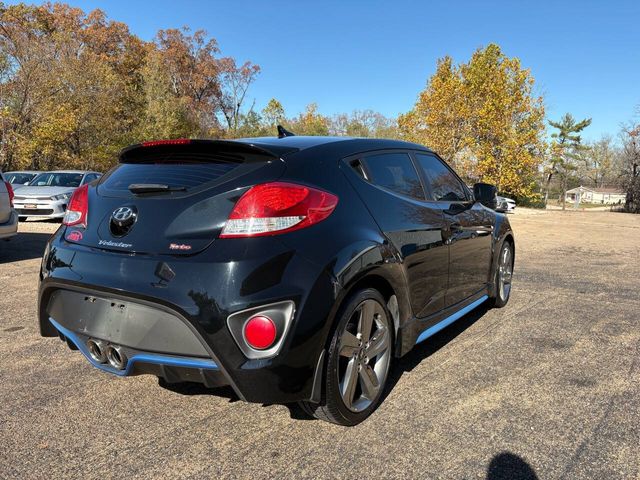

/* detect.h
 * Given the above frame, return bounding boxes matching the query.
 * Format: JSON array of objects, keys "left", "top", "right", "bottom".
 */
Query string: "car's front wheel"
[{"left": 300, "top": 288, "right": 393, "bottom": 426}]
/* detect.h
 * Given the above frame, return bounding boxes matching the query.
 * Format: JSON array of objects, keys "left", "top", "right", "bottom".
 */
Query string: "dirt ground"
[{"left": 1, "top": 209, "right": 638, "bottom": 479}]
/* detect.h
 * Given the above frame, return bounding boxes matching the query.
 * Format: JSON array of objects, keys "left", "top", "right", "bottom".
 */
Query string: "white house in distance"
[{"left": 565, "top": 186, "right": 626, "bottom": 205}]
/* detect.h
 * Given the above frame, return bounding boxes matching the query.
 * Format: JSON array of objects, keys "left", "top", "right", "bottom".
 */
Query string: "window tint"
[
  {"left": 101, "top": 163, "right": 238, "bottom": 192},
  {"left": 363, "top": 153, "right": 424, "bottom": 199},
  {"left": 415, "top": 154, "right": 467, "bottom": 201}
]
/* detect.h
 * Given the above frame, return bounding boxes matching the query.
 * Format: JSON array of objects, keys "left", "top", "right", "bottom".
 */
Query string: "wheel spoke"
[
  {"left": 339, "top": 331, "right": 360, "bottom": 358},
  {"left": 359, "top": 364, "right": 379, "bottom": 399},
  {"left": 340, "top": 358, "right": 359, "bottom": 408},
  {"left": 358, "top": 300, "right": 375, "bottom": 343},
  {"left": 366, "top": 326, "right": 389, "bottom": 359}
]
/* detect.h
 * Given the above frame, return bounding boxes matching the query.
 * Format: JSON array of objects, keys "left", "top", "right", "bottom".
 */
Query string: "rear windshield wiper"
[{"left": 128, "top": 183, "right": 187, "bottom": 194}]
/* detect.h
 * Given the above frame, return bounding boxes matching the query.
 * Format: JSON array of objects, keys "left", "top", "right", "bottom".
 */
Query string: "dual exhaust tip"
[{"left": 86, "top": 339, "right": 127, "bottom": 370}]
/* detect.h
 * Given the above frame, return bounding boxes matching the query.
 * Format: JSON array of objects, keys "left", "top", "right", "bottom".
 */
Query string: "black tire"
[
  {"left": 299, "top": 288, "right": 394, "bottom": 426},
  {"left": 489, "top": 240, "right": 514, "bottom": 308}
]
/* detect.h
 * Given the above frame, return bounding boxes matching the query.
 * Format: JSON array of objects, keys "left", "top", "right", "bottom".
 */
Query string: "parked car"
[
  {"left": 38, "top": 135, "right": 514, "bottom": 426},
  {"left": 3, "top": 170, "right": 40, "bottom": 190},
  {"left": 13, "top": 170, "right": 101, "bottom": 220},
  {"left": 496, "top": 195, "right": 516, "bottom": 213},
  {"left": 0, "top": 170, "right": 18, "bottom": 240}
]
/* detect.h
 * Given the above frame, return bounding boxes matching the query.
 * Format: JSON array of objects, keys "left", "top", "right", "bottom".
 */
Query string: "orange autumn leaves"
[{"left": 400, "top": 44, "right": 546, "bottom": 199}]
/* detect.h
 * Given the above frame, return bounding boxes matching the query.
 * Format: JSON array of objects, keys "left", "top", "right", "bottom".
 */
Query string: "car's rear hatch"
[{"left": 68, "top": 140, "right": 295, "bottom": 255}]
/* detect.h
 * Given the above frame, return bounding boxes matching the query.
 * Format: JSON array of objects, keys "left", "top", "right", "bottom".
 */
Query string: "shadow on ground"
[
  {"left": 487, "top": 452, "right": 538, "bottom": 480},
  {"left": 0, "top": 231, "right": 53, "bottom": 263}
]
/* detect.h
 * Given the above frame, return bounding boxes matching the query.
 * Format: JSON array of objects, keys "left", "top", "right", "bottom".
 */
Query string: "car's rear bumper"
[
  {"left": 14, "top": 198, "right": 67, "bottom": 218},
  {"left": 48, "top": 316, "right": 228, "bottom": 387},
  {"left": 0, "top": 210, "right": 18, "bottom": 239},
  {"left": 38, "top": 228, "right": 338, "bottom": 404}
]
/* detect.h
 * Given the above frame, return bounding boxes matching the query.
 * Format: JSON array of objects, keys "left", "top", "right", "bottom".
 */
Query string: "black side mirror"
[{"left": 473, "top": 183, "right": 498, "bottom": 210}]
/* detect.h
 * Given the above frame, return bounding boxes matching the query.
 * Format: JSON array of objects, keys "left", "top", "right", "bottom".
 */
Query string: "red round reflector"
[{"left": 243, "top": 315, "right": 277, "bottom": 350}]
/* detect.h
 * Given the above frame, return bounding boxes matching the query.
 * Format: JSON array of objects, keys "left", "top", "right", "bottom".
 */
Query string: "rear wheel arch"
[{"left": 337, "top": 272, "right": 407, "bottom": 353}]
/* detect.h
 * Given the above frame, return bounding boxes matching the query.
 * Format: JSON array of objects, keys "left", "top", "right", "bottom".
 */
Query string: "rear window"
[{"left": 100, "top": 163, "right": 238, "bottom": 191}]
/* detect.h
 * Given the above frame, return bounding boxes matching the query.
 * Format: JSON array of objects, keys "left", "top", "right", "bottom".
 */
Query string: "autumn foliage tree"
[
  {"left": 0, "top": 2, "right": 261, "bottom": 172},
  {"left": 400, "top": 44, "right": 546, "bottom": 199}
]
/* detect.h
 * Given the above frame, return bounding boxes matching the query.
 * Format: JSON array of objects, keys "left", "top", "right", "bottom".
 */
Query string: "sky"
[{"left": 8, "top": 0, "right": 640, "bottom": 140}]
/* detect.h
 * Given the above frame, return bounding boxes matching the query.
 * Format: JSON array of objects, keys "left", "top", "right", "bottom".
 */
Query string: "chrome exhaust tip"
[
  {"left": 105, "top": 345, "right": 127, "bottom": 370},
  {"left": 86, "top": 339, "right": 107, "bottom": 363}
]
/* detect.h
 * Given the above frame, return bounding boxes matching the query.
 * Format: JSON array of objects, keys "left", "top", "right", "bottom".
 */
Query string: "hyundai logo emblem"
[{"left": 111, "top": 206, "right": 137, "bottom": 228}]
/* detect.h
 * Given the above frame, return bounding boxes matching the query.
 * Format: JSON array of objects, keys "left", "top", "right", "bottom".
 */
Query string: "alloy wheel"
[
  {"left": 498, "top": 244, "right": 513, "bottom": 301},
  {"left": 337, "top": 299, "right": 391, "bottom": 412}
]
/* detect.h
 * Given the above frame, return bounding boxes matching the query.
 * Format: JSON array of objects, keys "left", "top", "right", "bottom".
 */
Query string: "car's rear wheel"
[
  {"left": 490, "top": 240, "right": 514, "bottom": 308},
  {"left": 300, "top": 288, "right": 393, "bottom": 426}
]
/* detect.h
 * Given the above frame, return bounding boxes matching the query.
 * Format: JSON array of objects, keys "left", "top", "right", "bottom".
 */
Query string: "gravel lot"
[{"left": 1, "top": 210, "right": 639, "bottom": 479}]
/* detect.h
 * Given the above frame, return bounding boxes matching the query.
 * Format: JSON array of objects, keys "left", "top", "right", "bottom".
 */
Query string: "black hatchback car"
[{"left": 39, "top": 134, "right": 514, "bottom": 426}]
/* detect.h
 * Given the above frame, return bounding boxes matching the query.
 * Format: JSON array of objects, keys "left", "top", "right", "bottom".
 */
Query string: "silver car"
[
  {"left": 496, "top": 195, "right": 516, "bottom": 213},
  {"left": 0, "top": 170, "right": 18, "bottom": 240},
  {"left": 13, "top": 170, "right": 101, "bottom": 220},
  {"left": 4, "top": 170, "right": 40, "bottom": 191}
]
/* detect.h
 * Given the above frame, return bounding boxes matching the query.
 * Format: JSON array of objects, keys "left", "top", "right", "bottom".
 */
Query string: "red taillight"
[
  {"left": 220, "top": 182, "right": 338, "bottom": 238},
  {"left": 62, "top": 184, "right": 89, "bottom": 228},
  {"left": 243, "top": 315, "right": 277, "bottom": 350},
  {"left": 141, "top": 139, "right": 191, "bottom": 147},
  {"left": 4, "top": 181, "right": 14, "bottom": 207}
]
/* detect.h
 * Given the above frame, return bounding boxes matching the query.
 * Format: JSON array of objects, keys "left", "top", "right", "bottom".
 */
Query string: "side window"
[
  {"left": 415, "top": 153, "right": 467, "bottom": 202},
  {"left": 362, "top": 153, "right": 424, "bottom": 199},
  {"left": 82, "top": 174, "right": 96, "bottom": 185}
]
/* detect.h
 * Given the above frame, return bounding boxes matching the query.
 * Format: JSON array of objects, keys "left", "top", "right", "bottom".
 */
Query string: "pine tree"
[{"left": 546, "top": 114, "right": 592, "bottom": 209}]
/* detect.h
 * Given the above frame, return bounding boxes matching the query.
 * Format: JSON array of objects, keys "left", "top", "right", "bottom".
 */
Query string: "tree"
[
  {"left": 399, "top": 56, "right": 467, "bottom": 166},
  {"left": 546, "top": 113, "right": 592, "bottom": 209},
  {"left": 330, "top": 110, "right": 399, "bottom": 138},
  {"left": 151, "top": 27, "right": 224, "bottom": 136},
  {"left": 399, "top": 44, "right": 546, "bottom": 198},
  {"left": 138, "top": 48, "right": 198, "bottom": 140},
  {"left": 0, "top": 3, "right": 263, "bottom": 170},
  {"left": 261, "top": 98, "right": 285, "bottom": 130},
  {"left": 620, "top": 120, "right": 640, "bottom": 212},
  {"left": 287, "top": 103, "right": 329, "bottom": 136},
  {"left": 581, "top": 135, "right": 619, "bottom": 188},
  {"left": 0, "top": 3, "right": 147, "bottom": 171},
  {"left": 217, "top": 58, "right": 260, "bottom": 135}
]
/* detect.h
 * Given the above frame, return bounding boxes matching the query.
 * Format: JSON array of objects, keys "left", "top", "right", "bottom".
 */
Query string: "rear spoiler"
[{"left": 118, "top": 139, "right": 298, "bottom": 164}]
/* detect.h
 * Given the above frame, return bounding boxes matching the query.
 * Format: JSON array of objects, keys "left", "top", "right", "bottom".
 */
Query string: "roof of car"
[
  {"left": 5, "top": 170, "right": 40, "bottom": 174},
  {"left": 236, "top": 136, "right": 432, "bottom": 156},
  {"left": 119, "top": 136, "right": 433, "bottom": 163}
]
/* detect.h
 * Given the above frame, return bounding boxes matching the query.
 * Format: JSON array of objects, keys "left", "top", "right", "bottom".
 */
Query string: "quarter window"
[
  {"left": 415, "top": 154, "right": 467, "bottom": 202},
  {"left": 363, "top": 153, "right": 424, "bottom": 199}
]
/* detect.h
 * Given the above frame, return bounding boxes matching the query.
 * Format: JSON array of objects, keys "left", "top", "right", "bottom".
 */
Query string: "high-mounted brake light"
[
  {"left": 63, "top": 184, "right": 89, "bottom": 228},
  {"left": 220, "top": 182, "right": 338, "bottom": 238},
  {"left": 4, "top": 181, "right": 14, "bottom": 207},
  {"left": 141, "top": 139, "right": 191, "bottom": 147}
]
